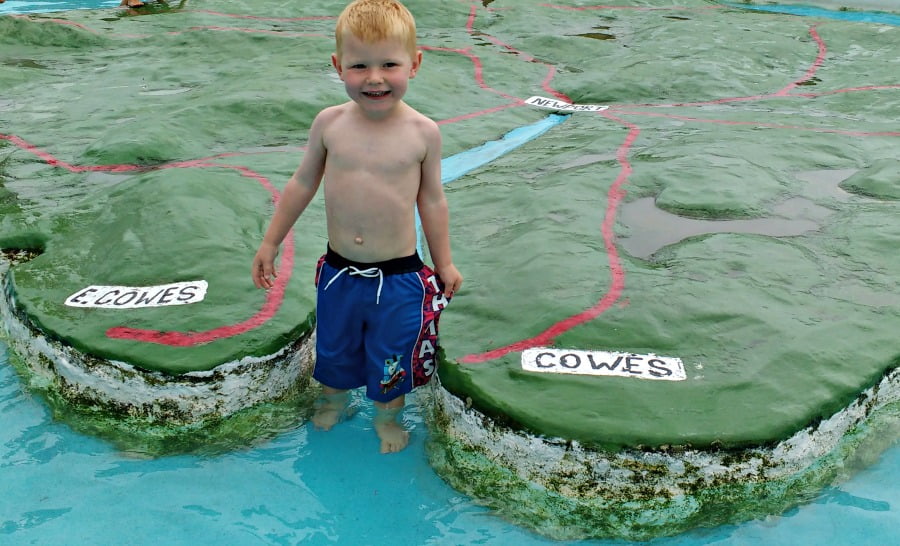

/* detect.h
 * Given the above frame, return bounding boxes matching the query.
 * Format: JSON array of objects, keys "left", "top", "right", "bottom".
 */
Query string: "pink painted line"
[
  {"left": 540, "top": 3, "right": 722, "bottom": 12},
  {"left": 426, "top": 5, "right": 572, "bottom": 106},
  {"left": 8, "top": 15, "right": 146, "bottom": 40},
  {"left": 425, "top": 45, "right": 521, "bottom": 101},
  {"left": 172, "top": 26, "right": 325, "bottom": 38},
  {"left": 610, "top": 110, "right": 900, "bottom": 137},
  {"left": 0, "top": 134, "right": 143, "bottom": 173},
  {"left": 185, "top": 9, "right": 335, "bottom": 22},
  {"left": 174, "top": 148, "right": 306, "bottom": 164},
  {"left": 422, "top": 45, "right": 519, "bottom": 101},
  {"left": 611, "top": 25, "right": 828, "bottom": 109},
  {"left": 462, "top": 4, "right": 570, "bottom": 101},
  {"left": 437, "top": 102, "right": 521, "bottom": 125},
  {"left": 0, "top": 132, "right": 295, "bottom": 347},
  {"left": 465, "top": 2, "right": 477, "bottom": 32},
  {"left": 541, "top": 4, "right": 661, "bottom": 11},
  {"left": 466, "top": 33, "right": 570, "bottom": 102},
  {"left": 455, "top": 20, "right": 892, "bottom": 364},
  {"left": 776, "top": 26, "right": 826, "bottom": 96},
  {"left": 541, "top": 65, "right": 571, "bottom": 103},
  {"left": 460, "top": 113, "right": 638, "bottom": 364},
  {"left": 10, "top": 14, "right": 98, "bottom": 33},
  {"left": 611, "top": 95, "right": 767, "bottom": 109},
  {"left": 104, "top": 162, "right": 295, "bottom": 346},
  {"left": 105, "top": 237, "right": 293, "bottom": 346},
  {"left": 106, "top": 179, "right": 294, "bottom": 346},
  {"left": 791, "top": 84, "right": 900, "bottom": 97}
]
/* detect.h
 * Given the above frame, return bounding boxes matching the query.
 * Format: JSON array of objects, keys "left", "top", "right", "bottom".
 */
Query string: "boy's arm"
[
  {"left": 251, "top": 111, "right": 329, "bottom": 289},
  {"left": 417, "top": 121, "right": 463, "bottom": 297}
]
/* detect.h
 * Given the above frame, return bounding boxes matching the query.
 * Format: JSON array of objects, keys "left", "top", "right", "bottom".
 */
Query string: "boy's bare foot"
[
  {"left": 311, "top": 390, "right": 354, "bottom": 430},
  {"left": 374, "top": 404, "right": 409, "bottom": 454}
]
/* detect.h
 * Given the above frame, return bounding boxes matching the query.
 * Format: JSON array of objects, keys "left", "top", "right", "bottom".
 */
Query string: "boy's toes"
[{"left": 376, "top": 422, "right": 409, "bottom": 454}]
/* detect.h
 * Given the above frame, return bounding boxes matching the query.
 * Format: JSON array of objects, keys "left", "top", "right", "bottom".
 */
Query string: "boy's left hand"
[{"left": 436, "top": 264, "right": 463, "bottom": 298}]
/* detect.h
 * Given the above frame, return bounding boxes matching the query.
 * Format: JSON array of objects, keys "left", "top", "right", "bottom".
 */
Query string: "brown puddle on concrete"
[{"left": 617, "top": 169, "right": 857, "bottom": 259}]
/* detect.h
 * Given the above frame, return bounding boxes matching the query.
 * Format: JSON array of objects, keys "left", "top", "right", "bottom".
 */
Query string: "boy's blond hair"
[{"left": 335, "top": 0, "right": 418, "bottom": 61}]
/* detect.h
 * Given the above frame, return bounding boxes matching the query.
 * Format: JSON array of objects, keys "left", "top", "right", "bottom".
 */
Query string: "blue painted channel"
[
  {"left": 0, "top": 0, "right": 118, "bottom": 14},
  {"left": 724, "top": 3, "right": 900, "bottom": 26},
  {"left": 416, "top": 113, "right": 568, "bottom": 254},
  {"left": 440, "top": 114, "right": 568, "bottom": 185}
]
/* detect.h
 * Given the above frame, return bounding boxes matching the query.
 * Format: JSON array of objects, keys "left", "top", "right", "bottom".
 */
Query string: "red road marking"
[
  {"left": 0, "top": 135, "right": 296, "bottom": 347},
  {"left": 460, "top": 114, "right": 637, "bottom": 363}
]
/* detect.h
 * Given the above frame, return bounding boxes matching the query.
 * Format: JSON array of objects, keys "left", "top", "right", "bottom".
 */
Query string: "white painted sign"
[
  {"left": 525, "top": 96, "right": 609, "bottom": 112},
  {"left": 522, "top": 347, "right": 686, "bottom": 381},
  {"left": 65, "top": 281, "right": 208, "bottom": 309}
]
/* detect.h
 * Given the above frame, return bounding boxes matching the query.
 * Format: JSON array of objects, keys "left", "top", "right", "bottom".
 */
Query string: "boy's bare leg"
[
  {"left": 311, "top": 386, "right": 354, "bottom": 430},
  {"left": 373, "top": 395, "right": 409, "bottom": 454}
]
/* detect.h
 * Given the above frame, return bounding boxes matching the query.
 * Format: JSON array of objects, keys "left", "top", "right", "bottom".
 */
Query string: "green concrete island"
[{"left": 1, "top": 0, "right": 899, "bottom": 540}]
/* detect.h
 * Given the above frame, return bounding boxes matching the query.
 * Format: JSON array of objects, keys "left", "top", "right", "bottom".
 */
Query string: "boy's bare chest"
[
  {"left": 325, "top": 120, "right": 424, "bottom": 176},
  {"left": 331, "top": 138, "right": 420, "bottom": 174}
]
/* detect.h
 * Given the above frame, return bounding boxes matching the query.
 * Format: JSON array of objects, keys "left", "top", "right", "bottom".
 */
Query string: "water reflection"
[
  {"left": 617, "top": 169, "right": 856, "bottom": 259},
  {"left": 815, "top": 486, "right": 890, "bottom": 512}
]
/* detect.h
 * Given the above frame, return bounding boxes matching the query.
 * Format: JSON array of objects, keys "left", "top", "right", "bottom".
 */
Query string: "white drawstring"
[{"left": 322, "top": 266, "right": 384, "bottom": 304}]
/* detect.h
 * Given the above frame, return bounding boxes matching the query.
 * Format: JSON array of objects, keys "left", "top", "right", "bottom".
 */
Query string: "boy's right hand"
[{"left": 251, "top": 242, "right": 279, "bottom": 290}]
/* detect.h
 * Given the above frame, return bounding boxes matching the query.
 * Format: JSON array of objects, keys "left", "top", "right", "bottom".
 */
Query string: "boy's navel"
[{"left": 354, "top": 236, "right": 364, "bottom": 245}]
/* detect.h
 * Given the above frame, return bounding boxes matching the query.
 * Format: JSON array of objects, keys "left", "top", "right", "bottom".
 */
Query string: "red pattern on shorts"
[{"left": 411, "top": 267, "right": 449, "bottom": 388}]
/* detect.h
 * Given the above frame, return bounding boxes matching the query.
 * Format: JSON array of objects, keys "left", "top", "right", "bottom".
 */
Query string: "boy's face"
[{"left": 332, "top": 32, "right": 422, "bottom": 117}]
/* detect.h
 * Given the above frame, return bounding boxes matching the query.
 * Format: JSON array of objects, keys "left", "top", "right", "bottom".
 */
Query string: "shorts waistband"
[{"left": 325, "top": 245, "right": 423, "bottom": 276}]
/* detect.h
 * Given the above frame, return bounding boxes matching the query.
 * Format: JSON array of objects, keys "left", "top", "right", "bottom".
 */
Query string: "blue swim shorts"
[{"left": 312, "top": 246, "right": 450, "bottom": 403}]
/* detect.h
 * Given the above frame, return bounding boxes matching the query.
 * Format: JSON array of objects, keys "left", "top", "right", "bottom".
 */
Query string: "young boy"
[{"left": 251, "top": 0, "right": 462, "bottom": 454}]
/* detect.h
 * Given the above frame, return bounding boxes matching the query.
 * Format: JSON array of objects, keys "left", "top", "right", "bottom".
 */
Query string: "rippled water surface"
[{"left": 1, "top": 342, "right": 899, "bottom": 544}]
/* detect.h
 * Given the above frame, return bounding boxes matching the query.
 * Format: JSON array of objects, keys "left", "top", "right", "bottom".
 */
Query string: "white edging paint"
[
  {"left": 525, "top": 96, "right": 609, "bottom": 112},
  {"left": 65, "top": 280, "right": 208, "bottom": 309},
  {"left": 2, "top": 262, "right": 315, "bottom": 425},
  {"left": 522, "top": 347, "right": 686, "bottom": 381}
]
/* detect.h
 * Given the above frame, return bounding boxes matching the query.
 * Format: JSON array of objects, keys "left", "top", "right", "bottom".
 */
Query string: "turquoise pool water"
[
  {"left": 2, "top": 340, "right": 899, "bottom": 544},
  {"left": 0, "top": 0, "right": 118, "bottom": 15}
]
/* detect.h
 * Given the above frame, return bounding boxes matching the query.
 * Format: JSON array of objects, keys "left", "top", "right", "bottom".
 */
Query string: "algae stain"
[
  {"left": 1, "top": 248, "right": 43, "bottom": 264},
  {"left": 2, "top": 59, "right": 48, "bottom": 70},
  {"left": 571, "top": 32, "right": 615, "bottom": 41},
  {"left": 570, "top": 26, "right": 616, "bottom": 41},
  {"left": 1, "top": 341, "right": 317, "bottom": 458}
]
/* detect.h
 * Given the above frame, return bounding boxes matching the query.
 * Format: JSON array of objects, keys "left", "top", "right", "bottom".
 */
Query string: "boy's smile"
[{"left": 332, "top": 33, "right": 422, "bottom": 117}]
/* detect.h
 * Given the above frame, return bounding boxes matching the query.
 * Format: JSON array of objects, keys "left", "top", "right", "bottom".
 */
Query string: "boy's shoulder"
[
  {"left": 398, "top": 100, "right": 434, "bottom": 122},
  {"left": 314, "top": 102, "right": 353, "bottom": 125},
  {"left": 400, "top": 103, "right": 440, "bottom": 139}
]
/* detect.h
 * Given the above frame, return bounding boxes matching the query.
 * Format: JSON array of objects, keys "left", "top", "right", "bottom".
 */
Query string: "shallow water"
[{"left": 1, "top": 341, "right": 899, "bottom": 544}]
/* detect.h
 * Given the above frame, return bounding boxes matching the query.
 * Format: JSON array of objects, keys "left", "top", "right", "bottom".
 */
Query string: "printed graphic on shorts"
[
  {"left": 380, "top": 353, "right": 407, "bottom": 395},
  {"left": 412, "top": 270, "right": 449, "bottom": 388},
  {"left": 314, "top": 254, "right": 327, "bottom": 287}
]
